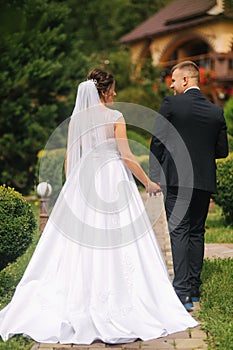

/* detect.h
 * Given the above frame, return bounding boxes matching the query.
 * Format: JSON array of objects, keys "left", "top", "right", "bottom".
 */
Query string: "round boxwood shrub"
[
  {"left": 0, "top": 185, "right": 36, "bottom": 270},
  {"left": 212, "top": 152, "right": 233, "bottom": 224}
]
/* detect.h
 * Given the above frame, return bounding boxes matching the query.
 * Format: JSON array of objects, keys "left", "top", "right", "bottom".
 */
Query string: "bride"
[{"left": 0, "top": 69, "right": 197, "bottom": 345}]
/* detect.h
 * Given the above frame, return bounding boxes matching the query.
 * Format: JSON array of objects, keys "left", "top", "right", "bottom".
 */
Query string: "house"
[{"left": 120, "top": 0, "right": 233, "bottom": 104}]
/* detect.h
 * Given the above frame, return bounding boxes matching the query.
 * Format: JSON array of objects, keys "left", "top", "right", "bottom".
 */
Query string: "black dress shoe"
[
  {"left": 191, "top": 288, "right": 200, "bottom": 302},
  {"left": 180, "top": 296, "right": 194, "bottom": 311}
]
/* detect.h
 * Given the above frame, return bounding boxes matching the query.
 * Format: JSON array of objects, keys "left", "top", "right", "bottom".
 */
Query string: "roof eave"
[{"left": 119, "top": 15, "right": 221, "bottom": 45}]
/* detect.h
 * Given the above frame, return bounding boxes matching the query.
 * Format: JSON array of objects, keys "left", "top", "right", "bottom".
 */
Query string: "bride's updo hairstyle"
[{"left": 87, "top": 69, "right": 114, "bottom": 102}]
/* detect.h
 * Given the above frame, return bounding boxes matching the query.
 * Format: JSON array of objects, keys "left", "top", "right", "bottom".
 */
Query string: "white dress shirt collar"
[{"left": 184, "top": 86, "right": 200, "bottom": 93}]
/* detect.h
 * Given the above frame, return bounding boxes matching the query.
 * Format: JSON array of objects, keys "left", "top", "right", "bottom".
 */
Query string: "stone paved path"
[{"left": 32, "top": 192, "right": 233, "bottom": 350}]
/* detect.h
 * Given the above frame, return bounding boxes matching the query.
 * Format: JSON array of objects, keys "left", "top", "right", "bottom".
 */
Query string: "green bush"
[
  {"left": 224, "top": 97, "right": 233, "bottom": 137},
  {"left": 228, "top": 133, "right": 233, "bottom": 152},
  {"left": 0, "top": 186, "right": 36, "bottom": 271},
  {"left": 127, "top": 130, "right": 149, "bottom": 156},
  {"left": 213, "top": 152, "right": 233, "bottom": 224},
  {"left": 0, "top": 224, "right": 39, "bottom": 308},
  {"left": 0, "top": 336, "right": 33, "bottom": 350}
]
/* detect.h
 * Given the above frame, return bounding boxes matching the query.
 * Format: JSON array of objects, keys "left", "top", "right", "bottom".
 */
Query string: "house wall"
[
  {"left": 153, "top": 21, "right": 233, "bottom": 65},
  {"left": 195, "top": 20, "right": 233, "bottom": 53},
  {"left": 129, "top": 20, "right": 233, "bottom": 70}
]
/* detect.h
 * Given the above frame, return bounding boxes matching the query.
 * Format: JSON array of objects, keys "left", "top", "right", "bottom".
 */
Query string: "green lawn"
[
  {"left": 205, "top": 204, "right": 233, "bottom": 243},
  {"left": 200, "top": 258, "right": 233, "bottom": 350},
  {"left": 200, "top": 203, "right": 233, "bottom": 350}
]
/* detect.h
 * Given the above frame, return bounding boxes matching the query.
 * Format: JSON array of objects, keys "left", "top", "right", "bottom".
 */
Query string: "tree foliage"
[
  {"left": 0, "top": 0, "right": 171, "bottom": 193},
  {"left": 67, "top": 0, "right": 170, "bottom": 54},
  {"left": 0, "top": 0, "right": 89, "bottom": 192}
]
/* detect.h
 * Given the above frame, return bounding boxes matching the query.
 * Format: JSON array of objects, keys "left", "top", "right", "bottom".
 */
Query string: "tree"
[
  {"left": 0, "top": 0, "right": 171, "bottom": 193},
  {"left": 66, "top": 0, "right": 171, "bottom": 54},
  {"left": 0, "top": 0, "right": 89, "bottom": 192}
]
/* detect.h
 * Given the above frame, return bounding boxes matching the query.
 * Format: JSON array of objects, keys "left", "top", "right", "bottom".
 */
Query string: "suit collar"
[{"left": 184, "top": 87, "right": 200, "bottom": 93}]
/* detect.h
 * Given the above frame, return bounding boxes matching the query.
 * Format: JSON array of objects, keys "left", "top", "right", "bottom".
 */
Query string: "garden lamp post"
[{"left": 36, "top": 181, "right": 52, "bottom": 233}]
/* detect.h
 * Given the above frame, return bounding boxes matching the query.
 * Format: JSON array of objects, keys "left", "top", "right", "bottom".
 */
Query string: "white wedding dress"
[{"left": 0, "top": 81, "right": 197, "bottom": 345}]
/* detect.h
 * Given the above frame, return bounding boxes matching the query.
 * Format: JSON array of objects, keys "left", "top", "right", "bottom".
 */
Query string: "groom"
[{"left": 149, "top": 61, "right": 228, "bottom": 310}]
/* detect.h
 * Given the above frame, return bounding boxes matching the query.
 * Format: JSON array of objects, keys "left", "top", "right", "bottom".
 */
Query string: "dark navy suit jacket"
[{"left": 149, "top": 88, "right": 229, "bottom": 193}]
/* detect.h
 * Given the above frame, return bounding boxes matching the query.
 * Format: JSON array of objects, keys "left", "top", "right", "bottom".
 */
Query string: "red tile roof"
[{"left": 120, "top": 0, "right": 229, "bottom": 44}]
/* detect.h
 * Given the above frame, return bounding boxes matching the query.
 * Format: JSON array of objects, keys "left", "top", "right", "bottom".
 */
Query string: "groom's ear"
[{"left": 183, "top": 76, "right": 188, "bottom": 86}]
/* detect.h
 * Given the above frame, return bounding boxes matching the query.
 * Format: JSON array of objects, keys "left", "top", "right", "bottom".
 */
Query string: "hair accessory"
[{"left": 87, "top": 78, "right": 97, "bottom": 86}]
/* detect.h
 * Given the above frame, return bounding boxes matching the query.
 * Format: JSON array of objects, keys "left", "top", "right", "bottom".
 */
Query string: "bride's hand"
[{"left": 146, "top": 180, "right": 162, "bottom": 196}]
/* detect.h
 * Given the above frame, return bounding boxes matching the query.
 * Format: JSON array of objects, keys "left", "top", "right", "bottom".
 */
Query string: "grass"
[
  {"left": 200, "top": 258, "right": 233, "bottom": 350},
  {"left": 205, "top": 203, "right": 233, "bottom": 243},
  {"left": 199, "top": 203, "right": 233, "bottom": 349}
]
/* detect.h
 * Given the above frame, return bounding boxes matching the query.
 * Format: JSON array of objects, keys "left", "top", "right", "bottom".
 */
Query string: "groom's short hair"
[{"left": 171, "top": 61, "right": 200, "bottom": 83}]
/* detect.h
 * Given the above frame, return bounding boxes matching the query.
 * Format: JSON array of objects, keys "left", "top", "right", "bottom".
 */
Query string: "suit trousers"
[{"left": 164, "top": 186, "right": 211, "bottom": 299}]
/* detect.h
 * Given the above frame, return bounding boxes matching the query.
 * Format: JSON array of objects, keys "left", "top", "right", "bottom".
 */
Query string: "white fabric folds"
[{"left": 0, "top": 81, "right": 197, "bottom": 344}]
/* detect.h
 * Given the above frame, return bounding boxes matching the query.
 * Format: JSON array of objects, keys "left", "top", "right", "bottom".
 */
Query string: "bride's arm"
[{"left": 115, "top": 116, "right": 161, "bottom": 194}]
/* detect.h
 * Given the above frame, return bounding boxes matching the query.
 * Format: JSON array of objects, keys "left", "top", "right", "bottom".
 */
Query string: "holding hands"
[{"left": 146, "top": 180, "right": 162, "bottom": 196}]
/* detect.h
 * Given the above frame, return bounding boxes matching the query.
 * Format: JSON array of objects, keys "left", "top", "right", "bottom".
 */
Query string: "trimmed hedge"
[
  {"left": 213, "top": 152, "right": 233, "bottom": 224},
  {"left": 0, "top": 185, "right": 36, "bottom": 270}
]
